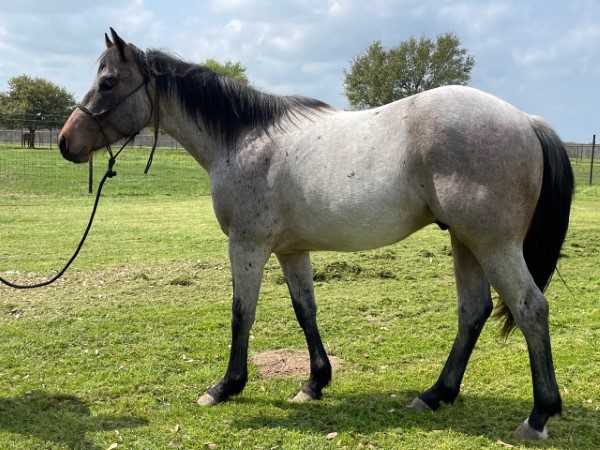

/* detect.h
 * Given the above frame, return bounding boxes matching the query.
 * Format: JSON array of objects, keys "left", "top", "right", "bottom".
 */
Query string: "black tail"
[{"left": 496, "top": 117, "right": 575, "bottom": 337}]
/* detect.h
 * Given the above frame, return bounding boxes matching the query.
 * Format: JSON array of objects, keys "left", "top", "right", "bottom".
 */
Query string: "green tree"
[
  {"left": 343, "top": 33, "right": 475, "bottom": 109},
  {"left": 0, "top": 95, "right": 5, "bottom": 123},
  {"left": 203, "top": 58, "right": 250, "bottom": 84},
  {"left": 0, "top": 75, "right": 76, "bottom": 137}
]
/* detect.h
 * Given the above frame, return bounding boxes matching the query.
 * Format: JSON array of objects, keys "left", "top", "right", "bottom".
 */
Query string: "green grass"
[
  {"left": 570, "top": 159, "right": 599, "bottom": 187},
  {"left": 0, "top": 147, "right": 599, "bottom": 449}
]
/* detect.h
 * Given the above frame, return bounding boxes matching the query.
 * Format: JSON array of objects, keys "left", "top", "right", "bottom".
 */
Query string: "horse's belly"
[
  {"left": 275, "top": 194, "right": 432, "bottom": 252},
  {"left": 286, "top": 225, "right": 411, "bottom": 252}
]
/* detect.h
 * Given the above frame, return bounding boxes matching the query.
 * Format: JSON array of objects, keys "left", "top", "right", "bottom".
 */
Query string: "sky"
[{"left": 0, "top": 0, "right": 598, "bottom": 143}]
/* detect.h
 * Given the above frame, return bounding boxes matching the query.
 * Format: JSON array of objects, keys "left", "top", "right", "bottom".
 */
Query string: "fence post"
[
  {"left": 590, "top": 135, "right": 596, "bottom": 186},
  {"left": 88, "top": 154, "right": 93, "bottom": 194}
]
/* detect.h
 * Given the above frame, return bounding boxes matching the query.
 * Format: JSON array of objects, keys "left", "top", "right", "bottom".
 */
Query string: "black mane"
[{"left": 141, "top": 49, "right": 331, "bottom": 147}]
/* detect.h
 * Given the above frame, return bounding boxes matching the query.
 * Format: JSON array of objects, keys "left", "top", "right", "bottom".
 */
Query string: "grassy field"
[{"left": 0, "top": 147, "right": 599, "bottom": 449}]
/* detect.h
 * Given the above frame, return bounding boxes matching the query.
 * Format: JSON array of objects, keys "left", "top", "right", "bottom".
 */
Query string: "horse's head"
[{"left": 58, "top": 28, "right": 152, "bottom": 163}]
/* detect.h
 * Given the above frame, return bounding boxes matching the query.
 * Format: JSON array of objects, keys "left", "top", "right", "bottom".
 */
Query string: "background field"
[{"left": 0, "top": 146, "right": 599, "bottom": 449}]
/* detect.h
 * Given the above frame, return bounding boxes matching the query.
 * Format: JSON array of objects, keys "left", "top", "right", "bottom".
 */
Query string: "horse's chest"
[{"left": 210, "top": 164, "right": 278, "bottom": 239}]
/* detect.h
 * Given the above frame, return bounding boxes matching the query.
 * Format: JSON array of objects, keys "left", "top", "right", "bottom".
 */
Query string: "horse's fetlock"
[
  {"left": 301, "top": 384, "right": 322, "bottom": 400},
  {"left": 420, "top": 381, "right": 459, "bottom": 410},
  {"left": 417, "top": 394, "right": 441, "bottom": 411},
  {"left": 226, "top": 373, "right": 247, "bottom": 390}
]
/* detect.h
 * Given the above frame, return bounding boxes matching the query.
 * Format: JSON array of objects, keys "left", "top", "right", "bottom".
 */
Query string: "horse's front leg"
[
  {"left": 277, "top": 251, "right": 332, "bottom": 401},
  {"left": 198, "top": 240, "right": 269, "bottom": 406}
]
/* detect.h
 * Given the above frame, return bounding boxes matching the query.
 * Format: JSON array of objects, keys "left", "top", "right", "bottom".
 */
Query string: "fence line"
[
  {"left": 0, "top": 130, "right": 598, "bottom": 187},
  {"left": 565, "top": 143, "right": 596, "bottom": 161},
  {"left": 0, "top": 128, "right": 181, "bottom": 150},
  {"left": 565, "top": 142, "right": 597, "bottom": 187},
  {"left": 0, "top": 128, "right": 595, "bottom": 154}
]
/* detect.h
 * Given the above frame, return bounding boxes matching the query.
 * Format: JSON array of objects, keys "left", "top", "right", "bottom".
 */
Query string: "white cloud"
[
  {"left": 328, "top": 2, "right": 344, "bottom": 17},
  {"left": 437, "top": 1, "right": 518, "bottom": 34},
  {"left": 0, "top": 1, "right": 599, "bottom": 141},
  {"left": 513, "top": 23, "right": 600, "bottom": 78},
  {"left": 208, "top": 0, "right": 261, "bottom": 14}
]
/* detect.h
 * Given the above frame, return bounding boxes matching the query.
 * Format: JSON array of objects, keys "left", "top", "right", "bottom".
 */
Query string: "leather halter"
[{"left": 75, "top": 72, "right": 160, "bottom": 173}]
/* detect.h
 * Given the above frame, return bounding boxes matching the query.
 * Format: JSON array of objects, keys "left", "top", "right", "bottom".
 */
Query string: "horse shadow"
[
  {"left": 230, "top": 390, "right": 600, "bottom": 449},
  {"left": 0, "top": 390, "right": 148, "bottom": 449}
]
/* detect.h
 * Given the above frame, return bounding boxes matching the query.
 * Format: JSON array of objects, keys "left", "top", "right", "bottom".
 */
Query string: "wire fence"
[
  {"left": 0, "top": 128, "right": 183, "bottom": 150},
  {"left": 564, "top": 142, "right": 598, "bottom": 187},
  {"left": 0, "top": 130, "right": 598, "bottom": 193}
]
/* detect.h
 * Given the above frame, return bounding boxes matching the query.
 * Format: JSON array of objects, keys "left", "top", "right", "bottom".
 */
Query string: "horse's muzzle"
[
  {"left": 59, "top": 135, "right": 75, "bottom": 162},
  {"left": 58, "top": 134, "right": 89, "bottom": 163}
]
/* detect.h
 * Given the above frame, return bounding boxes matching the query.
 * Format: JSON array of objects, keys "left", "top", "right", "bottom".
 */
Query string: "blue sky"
[{"left": 0, "top": 0, "right": 598, "bottom": 142}]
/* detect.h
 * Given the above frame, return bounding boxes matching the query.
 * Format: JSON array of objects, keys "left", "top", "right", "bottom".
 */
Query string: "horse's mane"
[{"left": 140, "top": 49, "right": 331, "bottom": 147}]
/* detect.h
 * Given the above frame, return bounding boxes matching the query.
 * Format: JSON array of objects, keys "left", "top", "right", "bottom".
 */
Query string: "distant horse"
[
  {"left": 21, "top": 132, "right": 35, "bottom": 148},
  {"left": 58, "top": 29, "right": 573, "bottom": 440}
]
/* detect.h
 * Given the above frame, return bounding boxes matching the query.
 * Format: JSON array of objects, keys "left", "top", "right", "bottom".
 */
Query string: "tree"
[
  {"left": 0, "top": 95, "right": 5, "bottom": 123},
  {"left": 343, "top": 33, "right": 475, "bottom": 109},
  {"left": 203, "top": 58, "right": 250, "bottom": 85},
  {"left": 0, "top": 75, "right": 77, "bottom": 140}
]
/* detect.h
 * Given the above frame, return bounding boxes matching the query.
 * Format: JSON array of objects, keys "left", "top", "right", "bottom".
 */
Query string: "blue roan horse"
[{"left": 59, "top": 29, "right": 574, "bottom": 440}]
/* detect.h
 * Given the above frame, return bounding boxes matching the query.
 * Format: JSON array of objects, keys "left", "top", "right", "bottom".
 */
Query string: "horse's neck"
[{"left": 157, "top": 94, "right": 222, "bottom": 172}]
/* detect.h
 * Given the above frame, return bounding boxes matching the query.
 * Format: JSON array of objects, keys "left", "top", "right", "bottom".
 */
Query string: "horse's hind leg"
[
  {"left": 411, "top": 233, "right": 492, "bottom": 411},
  {"left": 478, "top": 247, "right": 561, "bottom": 440},
  {"left": 277, "top": 251, "right": 332, "bottom": 401}
]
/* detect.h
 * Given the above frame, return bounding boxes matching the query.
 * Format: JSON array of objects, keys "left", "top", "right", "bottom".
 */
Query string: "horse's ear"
[
  {"left": 105, "top": 33, "right": 114, "bottom": 48},
  {"left": 109, "top": 27, "right": 128, "bottom": 60}
]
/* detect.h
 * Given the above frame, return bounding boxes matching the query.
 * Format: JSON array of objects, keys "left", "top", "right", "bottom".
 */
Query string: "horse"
[
  {"left": 58, "top": 29, "right": 573, "bottom": 440},
  {"left": 21, "top": 132, "right": 35, "bottom": 148}
]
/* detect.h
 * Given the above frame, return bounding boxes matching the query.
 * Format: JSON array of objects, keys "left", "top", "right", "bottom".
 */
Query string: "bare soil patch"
[{"left": 252, "top": 349, "right": 341, "bottom": 378}]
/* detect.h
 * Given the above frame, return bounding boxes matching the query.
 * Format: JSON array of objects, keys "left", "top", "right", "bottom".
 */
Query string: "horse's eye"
[{"left": 99, "top": 76, "right": 117, "bottom": 91}]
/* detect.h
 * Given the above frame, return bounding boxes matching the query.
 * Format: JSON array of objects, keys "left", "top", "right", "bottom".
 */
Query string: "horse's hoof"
[
  {"left": 514, "top": 419, "right": 548, "bottom": 440},
  {"left": 197, "top": 393, "right": 218, "bottom": 406},
  {"left": 407, "top": 396, "right": 432, "bottom": 411},
  {"left": 290, "top": 390, "right": 314, "bottom": 402}
]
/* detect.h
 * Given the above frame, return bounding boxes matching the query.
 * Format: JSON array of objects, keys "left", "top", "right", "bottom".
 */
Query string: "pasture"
[{"left": 0, "top": 146, "right": 599, "bottom": 449}]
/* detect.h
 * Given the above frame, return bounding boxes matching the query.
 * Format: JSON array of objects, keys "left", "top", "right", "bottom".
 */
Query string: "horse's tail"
[{"left": 496, "top": 116, "right": 575, "bottom": 338}]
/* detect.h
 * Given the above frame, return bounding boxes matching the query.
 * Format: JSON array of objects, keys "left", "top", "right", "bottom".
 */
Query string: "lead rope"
[
  {"left": 0, "top": 137, "right": 132, "bottom": 289},
  {"left": 144, "top": 81, "right": 160, "bottom": 174},
  {"left": 1, "top": 75, "right": 159, "bottom": 289}
]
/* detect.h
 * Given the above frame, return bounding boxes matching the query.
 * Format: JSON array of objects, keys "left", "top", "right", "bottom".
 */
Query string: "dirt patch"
[{"left": 252, "top": 349, "right": 341, "bottom": 378}]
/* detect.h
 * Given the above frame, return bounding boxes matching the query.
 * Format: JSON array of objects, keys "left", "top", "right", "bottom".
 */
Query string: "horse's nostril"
[{"left": 59, "top": 135, "right": 68, "bottom": 154}]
